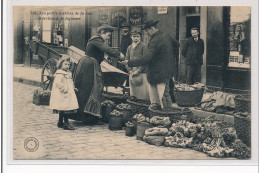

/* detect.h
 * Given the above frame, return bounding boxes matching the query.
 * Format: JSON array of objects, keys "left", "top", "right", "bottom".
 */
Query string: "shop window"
[
  {"left": 42, "top": 12, "right": 52, "bottom": 43},
  {"left": 228, "top": 7, "right": 251, "bottom": 68},
  {"left": 111, "top": 28, "right": 119, "bottom": 47},
  {"left": 32, "top": 20, "right": 41, "bottom": 41},
  {"left": 53, "top": 19, "right": 64, "bottom": 46}
]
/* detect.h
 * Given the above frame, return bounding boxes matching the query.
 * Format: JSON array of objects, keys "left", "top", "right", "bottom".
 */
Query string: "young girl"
[{"left": 49, "top": 55, "right": 79, "bottom": 130}]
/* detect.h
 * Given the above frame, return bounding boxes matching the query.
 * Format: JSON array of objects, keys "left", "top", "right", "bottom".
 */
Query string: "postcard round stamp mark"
[{"left": 24, "top": 137, "right": 39, "bottom": 152}]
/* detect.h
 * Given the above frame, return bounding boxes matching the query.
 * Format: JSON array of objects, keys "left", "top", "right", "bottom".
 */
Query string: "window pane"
[
  {"left": 42, "top": 31, "right": 51, "bottom": 43},
  {"left": 42, "top": 19, "right": 52, "bottom": 30},
  {"left": 228, "top": 6, "right": 251, "bottom": 68}
]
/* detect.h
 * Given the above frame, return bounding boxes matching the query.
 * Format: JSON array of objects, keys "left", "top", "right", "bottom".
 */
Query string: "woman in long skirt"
[{"left": 73, "top": 25, "right": 124, "bottom": 122}]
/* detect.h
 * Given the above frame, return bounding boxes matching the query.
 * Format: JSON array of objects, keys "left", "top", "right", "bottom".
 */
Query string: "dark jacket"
[
  {"left": 86, "top": 35, "right": 120, "bottom": 64},
  {"left": 125, "top": 42, "right": 148, "bottom": 73},
  {"left": 128, "top": 31, "right": 176, "bottom": 85},
  {"left": 181, "top": 37, "right": 204, "bottom": 65},
  {"left": 120, "top": 34, "right": 132, "bottom": 55}
]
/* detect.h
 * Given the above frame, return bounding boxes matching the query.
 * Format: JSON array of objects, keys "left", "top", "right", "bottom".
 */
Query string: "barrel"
[
  {"left": 109, "top": 116, "right": 122, "bottom": 130},
  {"left": 136, "top": 122, "right": 152, "bottom": 140},
  {"left": 118, "top": 109, "right": 132, "bottom": 127},
  {"left": 125, "top": 126, "right": 135, "bottom": 137},
  {"left": 101, "top": 105, "right": 114, "bottom": 123},
  {"left": 132, "top": 119, "right": 137, "bottom": 134}
]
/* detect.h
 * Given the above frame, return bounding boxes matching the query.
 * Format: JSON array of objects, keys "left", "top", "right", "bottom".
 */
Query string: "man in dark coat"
[
  {"left": 119, "top": 25, "right": 132, "bottom": 80},
  {"left": 121, "top": 20, "right": 177, "bottom": 110},
  {"left": 181, "top": 27, "right": 204, "bottom": 85},
  {"left": 120, "top": 25, "right": 132, "bottom": 56}
]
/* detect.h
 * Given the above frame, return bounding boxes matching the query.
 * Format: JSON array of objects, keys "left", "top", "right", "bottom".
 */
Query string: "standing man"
[
  {"left": 121, "top": 20, "right": 176, "bottom": 110},
  {"left": 181, "top": 27, "right": 204, "bottom": 85},
  {"left": 120, "top": 24, "right": 132, "bottom": 56},
  {"left": 119, "top": 24, "right": 132, "bottom": 73}
]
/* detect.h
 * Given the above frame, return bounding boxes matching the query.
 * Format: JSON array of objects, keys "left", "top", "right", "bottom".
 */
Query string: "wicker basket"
[
  {"left": 234, "top": 95, "right": 251, "bottom": 113},
  {"left": 102, "top": 92, "right": 127, "bottom": 103},
  {"left": 102, "top": 91, "right": 129, "bottom": 104},
  {"left": 117, "top": 109, "right": 132, "bottom": 127},
  {"left": 173, "top": 88, "right": 204, "bottom": 107},
  {"left": 101, "top": 105, "right": 115, "bottom": 123},
  {"left": 32, "top": 89, "right": 51, "bottom": 105},
  {"left": 234, "top": 113, "right": 251, "bottom": 146},
  {"left": 127, "top": 98, "right": 150, "bottom": 117},
  {"left": 125, "top": 126, "right": 135, "bottom": 136},
  {"left": 136, "top": 122, "right": 153, "bottom": 140},
  {"left": 109, "top": 116, "right": 123, "bottom": 130},
  {"left": 149, "top": 107, "right": 192, "bottom": 123}
]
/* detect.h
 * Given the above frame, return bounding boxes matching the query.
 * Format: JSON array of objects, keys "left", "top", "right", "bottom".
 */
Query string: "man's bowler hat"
[{"left": 142, "top": 20, "right": 159, "bottom": 30}]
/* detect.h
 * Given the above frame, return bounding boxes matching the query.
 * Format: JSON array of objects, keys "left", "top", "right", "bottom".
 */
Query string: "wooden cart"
[{"left": 29, "top": 40, "right": 128, "bottom": 91}]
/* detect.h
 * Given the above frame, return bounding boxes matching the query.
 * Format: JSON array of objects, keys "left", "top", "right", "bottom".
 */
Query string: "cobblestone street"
[{"left": 13, "top": 82, "right": 233, "bottom": 160}]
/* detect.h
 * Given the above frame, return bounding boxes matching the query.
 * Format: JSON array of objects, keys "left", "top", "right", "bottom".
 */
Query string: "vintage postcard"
[{"left": 3, "top": 0, "right": 259, "bottom": 171}]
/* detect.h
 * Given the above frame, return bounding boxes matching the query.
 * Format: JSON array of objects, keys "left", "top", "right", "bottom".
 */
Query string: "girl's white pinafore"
[{"left": 49, "top": 69, "right": 79, "bottom": 111}]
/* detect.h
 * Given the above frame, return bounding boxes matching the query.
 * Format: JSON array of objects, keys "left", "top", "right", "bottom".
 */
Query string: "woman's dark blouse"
[{"left": 85, "top": 35, "right": 120, "bottom": 64}]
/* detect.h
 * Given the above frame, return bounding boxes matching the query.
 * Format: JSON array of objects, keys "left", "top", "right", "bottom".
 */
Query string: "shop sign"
[
  {"left": 158, "top": 6, "right": 167, "bottom": 14},
  {"left": 111, "top": 8, "right": 127, "bottom": 27},
  {"left": 129, "top": 7, "right": 143, "bottom": 25}
]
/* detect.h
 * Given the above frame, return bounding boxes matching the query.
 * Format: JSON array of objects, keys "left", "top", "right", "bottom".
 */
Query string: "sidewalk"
[{"left": 13, "top": 64, "right": 235, "bottom": 125}]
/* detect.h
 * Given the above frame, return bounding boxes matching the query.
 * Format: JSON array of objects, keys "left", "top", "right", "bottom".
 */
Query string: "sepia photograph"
[{"left": 7, "top": 2, "right": 257, "bottom": 168}]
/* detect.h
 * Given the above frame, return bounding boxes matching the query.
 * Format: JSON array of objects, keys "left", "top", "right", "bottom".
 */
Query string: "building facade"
[{"left": 13, "top": 6, "right": 251, "bottom": 94}]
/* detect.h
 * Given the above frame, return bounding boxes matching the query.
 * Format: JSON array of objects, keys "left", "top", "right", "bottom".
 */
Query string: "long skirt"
[{"left": 73, "top": 56, "right": 104, "bottom": 121}]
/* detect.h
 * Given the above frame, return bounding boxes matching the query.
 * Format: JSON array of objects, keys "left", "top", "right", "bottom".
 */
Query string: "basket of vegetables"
[
  {"left": 125, "top": 121, "right": 135, "bottom": 137},
  {"left": 149, "top": 107, "right": 193, "bottom": 123},
  {"left": 132, "top": 113, "right": 148, "bottom": 134},
  {"left": 173, "top": 83, "right": 205, "bottom": 107},
  {"left": 127, "top": 97, "right": 150, "bottom": 117},
  {"left": 234, "top": 95, "right": 251, "bottom": 113},
  {"left": 101, "top": 100, "right": 116, "bottom": 123},
  {"left": 109, "top": 109, "right": 123, "bottom": 130},
  {"left": 116, "top": 103, "right": 132, "bottom": 127}
]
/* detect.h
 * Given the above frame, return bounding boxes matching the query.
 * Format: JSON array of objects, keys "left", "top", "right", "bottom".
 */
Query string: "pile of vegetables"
[
  {"left": 165, "top": 132, "right": 193, "bottom": 148},
  {"left": 125, "top": 121, "right": 134, "bottom": 127},
  {"left": 101, "top": 100, "right": 116, "bottom": 107},
  {"left": 150, "top": 116, "right": 171, "bottom": 127},
  {"left": 144, "top": 114, "right": 250, "bottom": 159},
  {"left": 116, "top": 103, "right": 132, "bottom": 110},
  {"left": 231, "top": 139, "right": 251, "bottom": 159},
  {"left": 145, "top": 127, "right": 168, "bottom": 136},
  {"left": 174, "top": 82, "right": 206, "bottom": 91},
  {"left": 133, "top": 113, "right": 149, "bottom": 123},
  {"left": 175, "top": 83, "right": 196, "bottom": 91},
  {"left": 110, "top": 109, "right": 123, "bottom": 117}
]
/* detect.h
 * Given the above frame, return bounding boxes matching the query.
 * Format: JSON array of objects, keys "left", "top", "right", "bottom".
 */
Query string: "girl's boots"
[
  {"left": 63, "top": 114, "right": 75, "bottom": 130},
  {"left": 63, "top": 122, "right": 75, "bottom": 130},
  {"left": 57, "top": 113, "right": 64, "bottom": 128},
  {"left": 57, "top": 112, "right": 75, "bottom": 130}
]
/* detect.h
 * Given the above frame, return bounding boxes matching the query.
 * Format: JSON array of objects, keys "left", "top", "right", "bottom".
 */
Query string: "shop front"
[
  {"left": 14, "top": 6, "right": 251, "bottom": 94},
  {"left": 148, "top": 6, "right": 251, "bottom": 94}
]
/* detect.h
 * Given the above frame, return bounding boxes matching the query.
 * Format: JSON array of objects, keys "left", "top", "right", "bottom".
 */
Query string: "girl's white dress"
[{"left": 49, "top": 69, "right": 79, "bottom": 111}]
